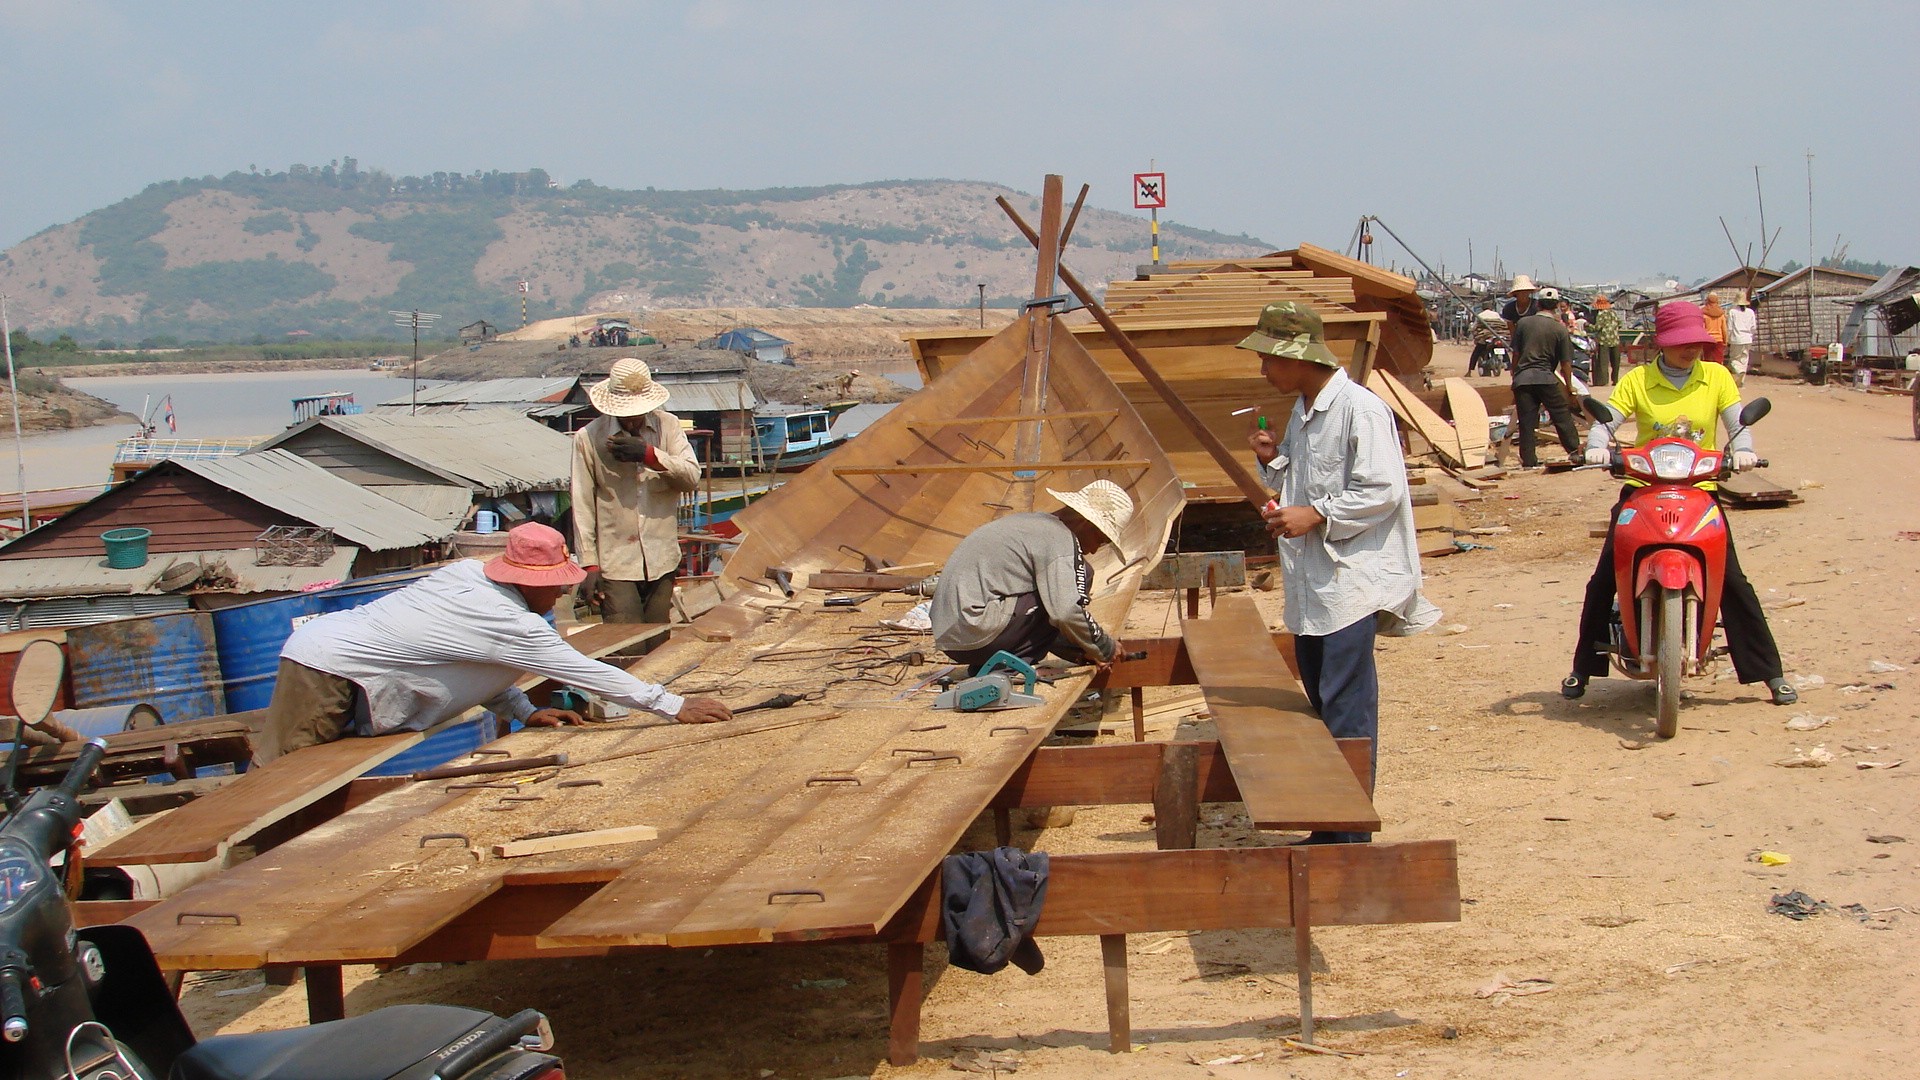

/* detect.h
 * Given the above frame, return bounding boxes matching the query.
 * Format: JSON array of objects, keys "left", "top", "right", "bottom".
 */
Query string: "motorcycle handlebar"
[
  {"left": 0, "top": 968, "right": 27, "bottom": 1043},
  {"left": 55, "top": 739, "right": 108, "bottom": 802}
]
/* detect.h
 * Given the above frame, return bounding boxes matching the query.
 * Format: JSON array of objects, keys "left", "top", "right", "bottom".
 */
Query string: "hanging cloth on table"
[{"left": 940, "top": 847, "right": 1050, "bottom": 975}]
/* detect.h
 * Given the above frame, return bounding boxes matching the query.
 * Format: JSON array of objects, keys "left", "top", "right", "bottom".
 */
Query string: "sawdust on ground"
[{"left": 179, "top": 375, "right": 1919, "bottom": 1079}]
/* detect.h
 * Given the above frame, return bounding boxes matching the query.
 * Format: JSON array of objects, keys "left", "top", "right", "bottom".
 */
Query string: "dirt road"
[{"left": 181, "top": 375, "right": 1917, "bottom": 1078}]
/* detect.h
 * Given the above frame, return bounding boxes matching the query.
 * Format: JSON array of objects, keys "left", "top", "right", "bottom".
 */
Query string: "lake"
[{"left": 10, "top": 369, "right": 433, "bottom": 490}]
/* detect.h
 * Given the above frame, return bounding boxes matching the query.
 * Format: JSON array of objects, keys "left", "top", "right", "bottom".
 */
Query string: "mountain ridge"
[{"left": 0, "top": 164, "right": 1271, "bottom": 342}]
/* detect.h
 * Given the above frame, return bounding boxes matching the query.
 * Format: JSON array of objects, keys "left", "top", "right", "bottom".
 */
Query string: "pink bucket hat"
[
  {"left": 484, "top": 522, "right": 587, "bottom": 588},
  {"left": 1653, "top": 301, "right": 1716, "bottom": 349}
]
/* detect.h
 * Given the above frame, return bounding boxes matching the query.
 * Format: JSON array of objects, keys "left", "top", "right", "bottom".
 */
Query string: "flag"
[{"left": 163, "top": 395, "right": 177, "bottom": 433}]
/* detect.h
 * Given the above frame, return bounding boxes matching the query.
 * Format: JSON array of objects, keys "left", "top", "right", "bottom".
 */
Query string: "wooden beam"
[
  {"left": 1092, "top": 631, "right": 1300, "bottom": 688},
  {"left": 1181, "top": 596, "right": 1381, "bottom": 832},
  {"left": 906, "top": 410, "right": 1119, "bottom": 427},
  {"left": 831, "top": 459, "right": 1150, "bottom": 476},
  {"left": 493, "top": 824, "right": 659, "bottom": 859},
  {"left": 990, "top": 739, "right": 1370, "bottom": 810}
]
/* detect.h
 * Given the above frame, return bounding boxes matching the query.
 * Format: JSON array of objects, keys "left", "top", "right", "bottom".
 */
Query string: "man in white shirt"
[
  {"left": 1725, "top": 293, "right": 1758, "bottom": 386},
  {"left": 252, "top": 523, "right": 730, "bottom": 763},
  {"left": 1241, "top": 302, "right": 1440, "bottom": 843}
]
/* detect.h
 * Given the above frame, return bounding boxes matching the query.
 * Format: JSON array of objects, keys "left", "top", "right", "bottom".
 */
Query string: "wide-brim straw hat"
[
  {"left": 588, "top": 357, "right": 671, "bottom": 417},
  {"left": 1653, "top": 301, "right": 1716, "bottom": 349},
  {"left": 1508, "top": 274, "right": 1537, "bottom": 295},
  {"left": 1593, "top": 295, "right": 1613, "bottom": 309},
  {"left": 484, "top": 522, "right": 587, "bottom": 588},
  {"left": 1046, "top": 479, "right": 1135, "bottom": 552}
]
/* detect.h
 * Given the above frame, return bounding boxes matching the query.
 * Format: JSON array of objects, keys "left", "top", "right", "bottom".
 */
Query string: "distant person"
[
  {"left": 1725, "top": 293, "right": 1757, "bottom": 386},
  {"left": 932, "top": 480, "right": 1132, "bottom": 675},
  {"left": 1500, "top": 274, "right": 1539, "bottom": 331},
  {"left": 1508, "top": 288, "right": 1583, "bottom": 468},
  {"left": 1589, "top": 294, "right": 1624, "bottom": 384},
  {"left": 1701, "top": 294, "right": 1728, "bottom": 364},
  {"left": 572, "top": 358, "right": 701, "bottom": 628},
  {"left": 252, "top": 523, "right": 732, "bottom": 764}
]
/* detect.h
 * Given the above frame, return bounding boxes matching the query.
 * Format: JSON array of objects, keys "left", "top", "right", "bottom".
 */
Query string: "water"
[{"left": 13, "top": 369, "right": 434, "bottom": 490}]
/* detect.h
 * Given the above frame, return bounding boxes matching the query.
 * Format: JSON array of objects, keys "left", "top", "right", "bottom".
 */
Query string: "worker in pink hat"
[
  {"left": 253, "top": 522, "right": 731, "bottom": 763},
  {"left": 1563, "top": 301, "right": 1795, "bottom": 705}
]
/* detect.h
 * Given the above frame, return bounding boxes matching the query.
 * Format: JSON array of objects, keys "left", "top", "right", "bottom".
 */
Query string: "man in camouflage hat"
[{"left": 1240, "top": 301, "right": 1440, "bottom": 844}]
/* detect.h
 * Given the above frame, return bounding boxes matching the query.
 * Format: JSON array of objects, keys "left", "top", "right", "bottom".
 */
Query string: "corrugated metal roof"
[
  {"left": 253, "top": 410, "right": 574, "bottom": 496},
  {"left": 376, "top": 377, "right": 575, "bottom": 408},
  {"left": 365, "top": 484, "right": 474, "bottom": 529},
  {"left": 181, "top": 450, "right": 450, "bottom": 551},
  {"left": 0, "top": 546, "right": 359, "bottom": 602},
  {"left": 656, "top": 377, "right": 757, "bottom": 413}
]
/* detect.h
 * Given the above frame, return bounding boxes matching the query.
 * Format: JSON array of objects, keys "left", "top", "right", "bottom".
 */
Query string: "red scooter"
[{"left": 1581, "top": 397, "right": 1772, "bottom": 737}]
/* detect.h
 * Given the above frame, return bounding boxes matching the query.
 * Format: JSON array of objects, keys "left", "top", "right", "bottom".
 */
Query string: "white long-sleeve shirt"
[
  {"left": 1259, "top": 369, "right": 1441, "bottom": 638},
  {"left": 282, "top": 560, "right": 684, "bottom": 734}
]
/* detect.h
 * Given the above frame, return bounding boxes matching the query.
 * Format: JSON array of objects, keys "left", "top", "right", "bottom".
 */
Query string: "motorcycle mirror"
[
  {"left": 1581, "top": 396, "right": 1613, "bottom": 423},
  {"left": 1739, "top": 398, "right": 1772, "bottom": 427},
  {"left": 10, "top": 639, "right": 64, "bottom": 729}
]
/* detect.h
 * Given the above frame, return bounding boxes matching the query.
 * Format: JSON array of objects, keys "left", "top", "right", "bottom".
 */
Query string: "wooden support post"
[
  {"left": 1100, "top": 934, "right": 1130, "bottom": 1053},
  {"left": 1291, "top": 849, "right": 1314, "bottom": 1045},
  {"left": 1153, "top": 743, "right": 1199, "bottom": 850},
  {"left": 1130, "top": 687, "right": 1145, "bottom": 744},
  {"left": 305, "top": 963, "right": 345, "bottom": 1025},
  {"left": 993, "top": 807, "right": 1013, "bottom": 848},
  {"left": 1184, "top": 586, "right": 1199, "bottom": 619},
  {"left": 886, "top": 942, "right": 925, "bottom": 1067},
  {"left": 263, "top": 964, "right": 299, "bottom": 987}
]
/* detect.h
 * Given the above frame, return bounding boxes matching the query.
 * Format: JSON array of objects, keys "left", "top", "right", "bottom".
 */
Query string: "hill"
[{"left": 0, "top": 163, "right": 1270, "bottom": 342}]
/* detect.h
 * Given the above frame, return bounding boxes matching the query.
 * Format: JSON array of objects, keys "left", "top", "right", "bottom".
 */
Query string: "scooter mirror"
[
  {"left": 1581, "top": 396, "right": 1613, "bottom": 423},
  {"left": 10, "top": 639, "right": 64, "bottom": 729},
  {"left": 1739, "top": 398, "right": 1772, "bottom": 427}
]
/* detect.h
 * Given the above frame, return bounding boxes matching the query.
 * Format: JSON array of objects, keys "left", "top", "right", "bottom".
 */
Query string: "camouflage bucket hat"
[{"left": 1235, "top": 301, "right": 1342, "bottom": 368}]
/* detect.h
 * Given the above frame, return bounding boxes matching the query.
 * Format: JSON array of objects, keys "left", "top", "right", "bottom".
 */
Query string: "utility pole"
[
  {"left": 0, "top": 296, "right": 27, "bottom": 530},
  {"left": 390, "top": 309, "right": 441, "bottom": 414},
  {"left": 1806, "top": 151, "right": 1816, "bottom": 355}
]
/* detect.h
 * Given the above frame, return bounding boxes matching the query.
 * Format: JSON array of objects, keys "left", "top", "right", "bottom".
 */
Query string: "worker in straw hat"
[
  {"left": 1240, "top": 301, "right": 1440, "bottom": 844},
  {"left": 931, "top": 480, "right": 1134, "bottom": 674},
  {"left": 573, "top": 357, "right": 701, "bottom": 631},
  {"left": 1500, "top": 273, "right": 1539, "bottom": 331},
  {"left": 252, "top": 522, "right": 732, "bottom": 764}
]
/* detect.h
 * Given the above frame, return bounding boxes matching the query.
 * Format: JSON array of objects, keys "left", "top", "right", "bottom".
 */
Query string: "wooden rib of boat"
[{"left": 124, "top": 176, "right": 1186, "bottom": 962}]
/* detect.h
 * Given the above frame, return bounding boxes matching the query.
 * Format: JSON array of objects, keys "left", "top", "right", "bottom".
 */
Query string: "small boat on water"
[{"left": 291, "top": 391, "right": 361, "bottom": 423}]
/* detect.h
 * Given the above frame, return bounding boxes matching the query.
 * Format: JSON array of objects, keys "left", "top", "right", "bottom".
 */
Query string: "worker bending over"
[
  {"left": 253, "top": 522, "right": 730, "bottom": 764},
  {"left": 931, "top": 480, "right": 1133, "bottom": 674}
]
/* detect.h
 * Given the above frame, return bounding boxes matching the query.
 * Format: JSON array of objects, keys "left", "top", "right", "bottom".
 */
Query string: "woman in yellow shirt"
[{"left": 1563, "top": 301, "right": 1795, "bottom": 706}]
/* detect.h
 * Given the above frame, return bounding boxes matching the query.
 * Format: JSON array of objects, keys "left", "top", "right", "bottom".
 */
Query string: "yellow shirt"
[{"left": 1607, "top": 359, "right": 1741, "bottom": 489}]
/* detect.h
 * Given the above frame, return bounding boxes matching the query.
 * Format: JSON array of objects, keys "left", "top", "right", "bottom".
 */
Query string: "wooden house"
[{"left": 1752, "top": 266, "right": 1881, "bottom": 366}]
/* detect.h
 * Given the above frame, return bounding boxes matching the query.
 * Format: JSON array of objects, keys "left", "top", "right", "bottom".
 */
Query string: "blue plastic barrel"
[
  {"left": 213, "top": 568, "right": 433, "bottom": 713},
  {"left": 67, "top": 612, "right": 223, "bottom": 722}
]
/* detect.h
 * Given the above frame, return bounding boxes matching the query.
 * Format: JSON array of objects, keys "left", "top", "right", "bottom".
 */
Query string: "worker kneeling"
[
  {"left": 931, "top": 480, "right": 1132, "bottom": 675},
  {"left": 252, "top": 522, "right": 731, "bottom": 765}
]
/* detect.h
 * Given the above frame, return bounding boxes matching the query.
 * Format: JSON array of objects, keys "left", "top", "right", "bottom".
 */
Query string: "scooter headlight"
[
  {"left": 1691, "top": 452, "right": 1722, "bottom": 478},
  {"left": 1647, "top": 444, "right": 1697, "bottom": 481}
]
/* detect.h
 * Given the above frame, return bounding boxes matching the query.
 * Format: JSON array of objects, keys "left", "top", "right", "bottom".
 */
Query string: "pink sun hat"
[
  {"left": 484, "top": 522, "right": 587, "bottom": 588},
  {"left": 1653, "top": 301, "right": 1716, "bottom": 349}
]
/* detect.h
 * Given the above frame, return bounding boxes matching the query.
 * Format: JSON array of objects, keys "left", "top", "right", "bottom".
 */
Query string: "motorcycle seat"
[{"left": 168, "top": 1003, "right": 497, "bottom": 1080}]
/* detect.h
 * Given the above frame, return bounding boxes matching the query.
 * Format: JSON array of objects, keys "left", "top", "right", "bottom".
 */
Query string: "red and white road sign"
[{"left": 1133, "top": 172, "right": 1166, "bottom": 209}]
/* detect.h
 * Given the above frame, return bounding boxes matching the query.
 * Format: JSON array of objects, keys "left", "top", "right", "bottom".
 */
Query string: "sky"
[{"left": 1, "top": 1, "right": 1913, "bottom": 286}]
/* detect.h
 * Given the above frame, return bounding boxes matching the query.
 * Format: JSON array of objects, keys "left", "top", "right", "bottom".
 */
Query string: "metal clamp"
[
  {"left": 469, "top": 749, "right": 512, "bottom": 759},
  {"left": 767, "top": 890, "right": 826, "bottom": 905},
  {"left": 500, "top": 795, "right": 545, "bottom": 803},
  {"left": 908, "top": 723, "right": 947, "bottom": 733},
  {"left": 419, "top": 833, "right": 470, "bottom": 849},
  {"left": 988, "top": 725, "right": 1029, "bottom": 737},
  {"left": 175, "top": 911, "right": 240, "bottom": 926},
  {"left": 906, "top": 753, "right": 963, "bottom": 768},
  {"left": 891, "top": 747, "right": 935, "bottom": 757},
  {"left": 805, "top": 775, "right": 861, "bottom": 787}
]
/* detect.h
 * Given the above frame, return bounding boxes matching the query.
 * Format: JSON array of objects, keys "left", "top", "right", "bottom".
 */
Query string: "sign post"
[
  {"left": 1133, "top": 171, "right": 1167, "bottom": 267},
  {"left": 518, "top": 280, "right": 530, "bottom": 327}
]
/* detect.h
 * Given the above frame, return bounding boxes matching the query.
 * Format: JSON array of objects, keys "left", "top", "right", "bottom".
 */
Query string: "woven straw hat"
[
  {"left": 1045, "top": 479, "right": 1135, "bottom": 551},
  {"left": 588, "top": 357, "right": 671, "bottom": 417},
  {"left": 1508, "top": 274, "right": 1537, "bottom": 295},
  {"left": 484, "top": 522, "right": 587, "bottom": 588}
]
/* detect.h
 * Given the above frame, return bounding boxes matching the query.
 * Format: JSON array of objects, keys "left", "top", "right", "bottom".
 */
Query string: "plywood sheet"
[{"left": 1444, "top": 379, "right": 1490, "bottom": 468}]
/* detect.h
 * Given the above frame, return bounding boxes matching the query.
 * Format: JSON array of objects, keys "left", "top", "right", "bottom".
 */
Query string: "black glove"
[{"left": 606, "top": 432, "right": 653, "bottom": 463}]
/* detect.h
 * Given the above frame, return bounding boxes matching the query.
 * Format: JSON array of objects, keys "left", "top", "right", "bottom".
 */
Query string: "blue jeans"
[{"left": 1293, "top": 613, "right": 1378, "bottom": 844}]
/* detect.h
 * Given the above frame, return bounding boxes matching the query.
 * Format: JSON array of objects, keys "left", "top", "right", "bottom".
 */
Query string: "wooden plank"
[
  {"left": 1718, "top": 470, "right": 1794, "bottom": 501},
  {"left": 907, "top": 410, "right": 1119, "bottom": 427},
  {"left": 830, "top": 459, "right": 1150, "bottom": 476},
  {"left": 494, "top": 824, "right": 660, "bottom": 858},
  {"left": 1091, "top": 631, "right": 1300, "bottom": 688},
  {"left": 1444, "top": 378, "right": 1490, "bottom": 468},
  {"left": 1369, "top": 370, "right": 1464, "bottom": 468},
  {"left": 990, "top": 738, "right": 1369, "bottom": 810},
  {"left": 1180, "top": 596, "right": 1380, "bottom": 832},
  {"left": 90, "top": 728, "right": 429, "bottom": 866}
]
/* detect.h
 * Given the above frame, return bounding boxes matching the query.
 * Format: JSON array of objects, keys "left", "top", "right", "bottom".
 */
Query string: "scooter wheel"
[{"left": 1655, "top": 587, "right": 1685, "bottom": 738}]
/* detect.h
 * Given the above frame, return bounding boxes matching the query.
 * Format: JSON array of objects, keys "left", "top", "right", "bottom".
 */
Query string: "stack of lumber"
[{"left": 1717, "top": 471, "right": 1801, "bottom": 508}]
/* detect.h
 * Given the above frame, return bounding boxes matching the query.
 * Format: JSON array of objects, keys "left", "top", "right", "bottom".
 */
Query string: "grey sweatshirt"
[{"left": 931, "top": 513, "right": 1115, "bottom": 661}]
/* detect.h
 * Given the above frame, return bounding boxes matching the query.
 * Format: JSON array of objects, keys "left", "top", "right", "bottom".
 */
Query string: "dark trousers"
[
  {"left": 1595, "top": 344, "right": 1622, "bottom": 385},
  {"left": 946, "top": 593, "right": 1075, "bottom": 674},
  {"left": 601, "top": 573, "right": 675, "bottom": 653},
  {"left": 1574, "top": 488, "right": 1783, "bottom": 684},
  {"left": 1294, "top": 614, "right": 1378, "bottom": 844},
  {"left": 1511, "top": 381, "right": 1582, "bottom": 467}
]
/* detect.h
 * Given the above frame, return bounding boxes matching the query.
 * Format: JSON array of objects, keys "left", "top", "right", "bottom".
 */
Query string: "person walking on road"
[
  {"left": 1725, "top": 293, "right": 1757, "bottom": 386},
  {"left": 1239, "top": 301, "right": 1440, "bottom": 845},
  {"left": 1509, "top": 289, "right": 1584, "bottom": 468},
  {"left": 572, "top": 358, "right": 702, "bottom": 630},
  {"left": 1589, "top": 294, "right": 1624, "bottom": 385}
]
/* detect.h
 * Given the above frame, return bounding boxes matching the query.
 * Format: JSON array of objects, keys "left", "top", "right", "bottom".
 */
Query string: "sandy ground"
[{"left": 179, "top": 373, "right": 1918, "bottom": 1078}]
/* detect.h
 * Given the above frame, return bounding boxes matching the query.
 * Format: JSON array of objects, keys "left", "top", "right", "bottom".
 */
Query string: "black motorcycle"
[{"left": 0, "top": 738, "right": 565, "bottom": 1080}]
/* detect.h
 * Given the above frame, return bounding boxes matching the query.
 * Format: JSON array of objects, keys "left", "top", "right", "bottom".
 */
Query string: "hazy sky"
[{"left": 2, "top": 1, "right": 1912, "bottom": 285}]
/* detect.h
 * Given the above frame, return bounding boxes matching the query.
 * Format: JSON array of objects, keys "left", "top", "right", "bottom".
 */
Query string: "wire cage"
[{"left": 255, "top": 526, "right": 336, "bottom": 567}]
